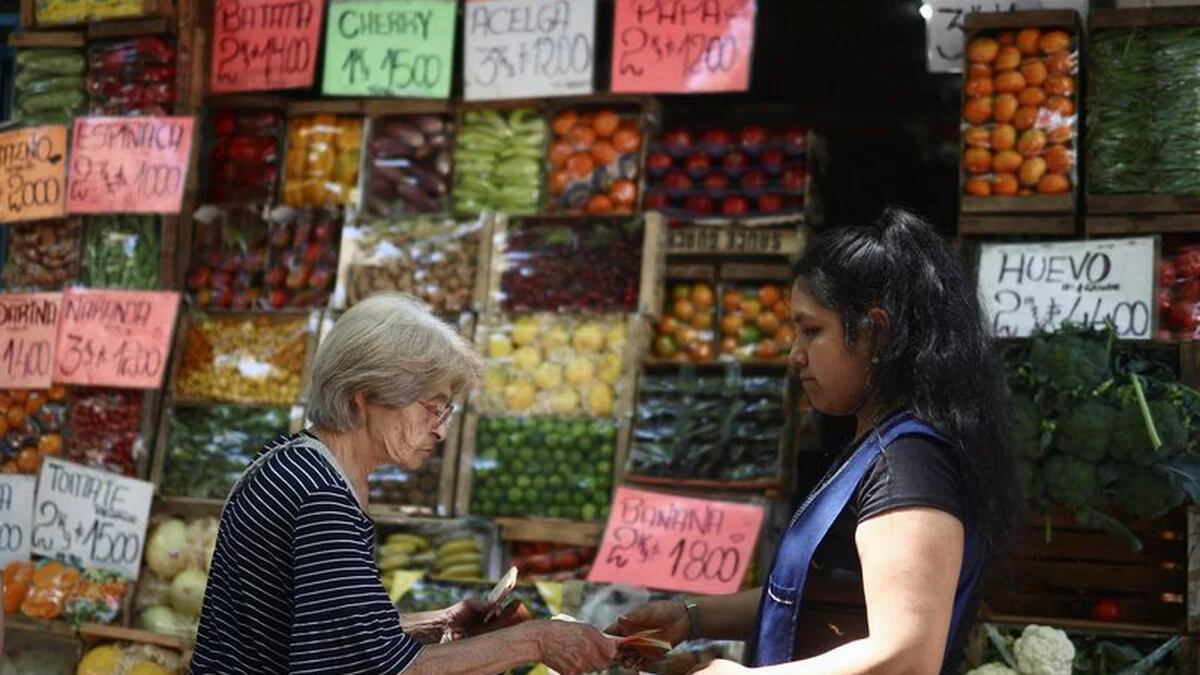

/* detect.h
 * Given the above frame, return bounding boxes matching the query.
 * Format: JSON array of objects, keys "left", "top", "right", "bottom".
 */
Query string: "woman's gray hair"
[{"left": 307, "top": 292, "right": 482, "bottom": 431}]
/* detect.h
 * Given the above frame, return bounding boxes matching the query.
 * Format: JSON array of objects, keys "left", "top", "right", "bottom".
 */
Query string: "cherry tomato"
[{"left": 1092, "top": 598, "right": 1121, "bottom": 623}]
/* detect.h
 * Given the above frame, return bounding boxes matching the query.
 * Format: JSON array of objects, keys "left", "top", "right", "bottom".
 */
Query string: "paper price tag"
[
  {"left": 211, "top": 0, "right": 326, "bottom": 93},
  {"left": 0, "top": 292, "right": 61, "bottom": 390},
  {"left": 0, "top": 476, "right": 36, "bottom": 567},
  {"left": 0, "top": 125, "right": 68, "bottom": 223},
  {"left": 52, "top": 289, "right": 180, "bottom": 389},
  {"left": 322, "top": 0, "right": 456, "bottom": 98},
  {"left": 66, "top": 116, "right": 194, "bottom": 214}
]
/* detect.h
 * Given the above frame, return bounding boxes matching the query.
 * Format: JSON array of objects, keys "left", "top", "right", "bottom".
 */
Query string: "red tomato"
[
  {"left": 1161, "top": 260, "right": 1177, "bottom": 287},
  {"left": 1092, "top": 599, "right": 1121, "bottom": 623},
  {"left": 1178, "top": 248, "right": 1200, "bottom": 279},
  {"left": 1179, "top": 280, "right": 1200, "bottom": 303},
  {"left": 1169, "top": 300, "right": 1199, "bottom": 332}
]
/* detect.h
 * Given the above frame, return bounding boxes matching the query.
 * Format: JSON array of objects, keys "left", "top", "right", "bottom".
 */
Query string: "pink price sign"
[
  {"left": 210, "top": 0, "right": 325, "bottom": 93},
  {"left": 52, "top": 289, "right": 181, "bottom": 389},
  {"left": 66, "top": 116, "right": 195, "bottom": 214},
  {"left": 0, "top": 293, "right": 62, "bottom": 389},
  {"left": 610, "top": 0, "right": 756, "bottom": 94},
  {"left": 588, "top": 486, "right": 764, "bottom": 595}
]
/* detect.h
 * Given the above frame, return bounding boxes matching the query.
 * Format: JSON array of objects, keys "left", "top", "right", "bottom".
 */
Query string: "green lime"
[
  {"left": 581, "top": 504, "right": 598, "bottom": 521},
  {"left": 516, "top": 475, "right": 532, "bottom": 488}
]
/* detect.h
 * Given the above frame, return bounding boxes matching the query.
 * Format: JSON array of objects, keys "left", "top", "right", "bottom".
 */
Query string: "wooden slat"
[
  {"left": 78, "top": 623, "right": 188, "bottom": 651},
  {"left": 85, "top": 16, "right": 174, "bottom": 38},
  {"left": 1008, "top": 560, "right": 1183, "bottom": 594},
  {"left": 984, "top": 614, "right": 1185, "bottom": 639},
  {"left": 494, "top": 517, "right": 602, "bottom": 547},
  {"left": 986, "top": 591, "right": 1185, "bottom": 630},
  {"left": 966, "top": 9, "right": 1081, "bottom": 30},
  {"left": 720, "top": 262, "right": 793, "bottom": 281},
  {"left": 1092, "top": 6, "right": 1200, "bottom": 29},
  {"left": 665, "top": 226, "right": 804, "bottom": 257},
  {"left": 624, "top": 473, "right": 784, "bottom": 492},
  {"left": 1016, "top": 529, "right": 1185, "bottom": 563},
  {"left": 1088, "top": 193, "right": 1200, "bottom": 214},
  {"left": 1086, "top": 214, "right": 1200, "bottom": 235},
  {"left": 958, "top": 214, "right": 1078, "bottom": 236},
  {"left": 638, "top": 212, "right": 666, "bottom": 321},
  {"left": 961, "top": 195, "right": 1076, "bottom": 215},
  {"left": 287, "top": 100, "right": 367, "bottom": 116},
  {"left": 7, "top": 30, "right": 84, "bottom": 47}
]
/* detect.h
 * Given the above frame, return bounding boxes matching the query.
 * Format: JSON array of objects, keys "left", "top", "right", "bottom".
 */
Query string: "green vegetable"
[
  {"left": 162, "top": 405, "right": 291, "bottom": 500},
  {"left": 1108, "top": 464, "right": 1184, "bottom": 519},
  {"left": 453, "top": 108, "right": 544, "bottom": 215},
  {"left": 1027, "top": 334, "right": 1108, "bottom": 392},
  {"left": 15, "top": 48, "right": 86, "bottom": 74},
  {"left": 18, "top": 89, "right": 85, "bottom": 114},
  {"left": 1043, "top": 455, "right": 1099, "bottom": 511},
  {"left": 1010, "top": 392, "right": 1045, "bottom": 460},
  {"left": 1056, "top": 399, "right": 1115, "bottom": 462},
  {"left": 84, "top": 215, "right": 160, "bottom": 289},
  {"left": 1018, "top": 460, "right": 1043, "bottom": 501}
]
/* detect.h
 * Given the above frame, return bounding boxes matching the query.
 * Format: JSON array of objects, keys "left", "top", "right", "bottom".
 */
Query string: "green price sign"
[{"left": 322, "top": 0, "right": 456, "bottom": 98}]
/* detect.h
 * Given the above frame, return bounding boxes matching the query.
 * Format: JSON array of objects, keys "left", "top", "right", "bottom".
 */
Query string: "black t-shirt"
[{"left": 788, "top": 432, "right": 978, "bottom": 674}]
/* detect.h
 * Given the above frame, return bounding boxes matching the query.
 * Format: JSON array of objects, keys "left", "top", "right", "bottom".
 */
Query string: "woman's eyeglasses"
[{"left": 420, "top": 400, "right": 457, "bottom": 428}]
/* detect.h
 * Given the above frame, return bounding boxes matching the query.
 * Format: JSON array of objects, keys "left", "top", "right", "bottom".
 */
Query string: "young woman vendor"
[{"left": 609, "top": 208, "right": 1021, "bottom": 674}]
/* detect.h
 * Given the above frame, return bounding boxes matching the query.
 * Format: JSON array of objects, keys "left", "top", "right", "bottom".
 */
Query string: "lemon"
[
  {"left": 572, "top": 323, "right": 605, "bottom": 352},
  {"left": 128, "top": 663, "right": 172, "bottom": 675},
  {"left": 605, "top": 323, "right": 627, "bottom": 353},
  {"left": 542, "top": 324, "right": 571, "bottom": 351},
  {"left": 549, "top": 388, "right": 580, "bottom": 414},
  {"left": 504, "top": 380, "right": 536, "bottom": 411},
  {"left": 488, "top": 334, "right": 514, "bottom": 359},
  {"left": 599, "top": 353, "right": 623, "bottom": 384},
  {"left": 513, "top": 346, "right": 542, "bottom": 371},
  {"left": 587, "top": 384, "right": 615, "bottom": 416},
  {"left": 484, "top": 366, "right": 508, "bottom": 395},
  {"left": 512, "top": 318, "right": 540, "bottom": 347},
  {"left": 565, "top": 356, "right": 596, "bottom": 386},
  {"left": 534, "top": 362, "right": 564, "bottom": 389},
  {"left": 77, "top": 645, "right": 120, "bottom": 675}
]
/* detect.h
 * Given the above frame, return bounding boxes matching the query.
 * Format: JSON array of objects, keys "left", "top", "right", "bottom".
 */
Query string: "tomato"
[
  {"left": 1161, "top": 260, "right": 1178, "bottom": 287},
  {"left": 613, "top": 127, "right": 643, "bottom": 154},
  {"left": 1180, "top": 280, "right": 1200, "bottom": 303},
  {"left": 1169, "top": 300, "right": 1198, "bottom": 332},
  {"left": 1177, "top": 248, "right": 1200, "bottom": 279},
  {"left": 1092, "top": 598, "right": 1121, "bottom": 623}
]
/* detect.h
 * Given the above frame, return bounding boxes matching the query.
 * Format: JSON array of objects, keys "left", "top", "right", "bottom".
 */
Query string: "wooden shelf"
[
  {"left": 1092, "top": 6, "right": 1200, "bottom": 29},
  {"left": 7, "top": 31, "right": 84, "bottom": 48},
  {"left": 957, "top": 214, "right": 1078, "bottom": 237},
  {"left": 5, "top": 617, "right": 77, "bottom": 639},
  {"left": 624, "top": 473, "right": 784, "bottom": 493},
  {"left": 494, "top": 517, "right": 603, "bottom": 547},
  {"left": 643, "top": 358, "right": 790, "bottom": 373},
  {"left": 961, "top": 195, "right": 1075, "bottom": 215},
  {"left": 983, "top": 614, "right": 1183, "bottom": 639},
  {"left": 78, "top": 623, "right": 188, "bottom": 651},
  {"left": 154, "top": 495, "right": 224, "bottom": 517},
  {"left": 1086, "top": 214, "right": 1200, "bottom": 236},
  {"left": 966, "top": 9, "right": 1080, "bottom": 30},
  {"left": 86, "top": 16, "right": 174, "bottom": 38}
]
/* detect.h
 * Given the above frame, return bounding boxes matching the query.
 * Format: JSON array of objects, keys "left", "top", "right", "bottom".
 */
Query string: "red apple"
[
  {"left": 1161, "top": 261, "right": 1177, "bottom": 287},
  {"left": 740, "top": 126, "right": 769, "bottom": 152},
  {"left": 740, "top": 169, "right": 768, "bottom": 193},
  {"left": 1180, "top": 280, "right": 1200, "bottom": 303},
  {"left": 308, "top": 267, "right": 332, "bottom": 290},
  {"left": 304, "top": 244, "right": 324, "bottom": 266},
  {"left": 722, "top": 151, "right": 749, "bottom": 175},
  {"left": 721, "top": 195, "right": 750, "bottom": 216},
  {"left": 783, "top": 126, "right": 808, "bottom": 154},
  {"left": 1169, "top": 300, "right": 1198, "bottom": 332},
  {"left": 664, "top": 170, "right": 693, "bottom": 194},
  {"left": 269, "top": 289, "right": 287, "bottom": 309},
  {"left": 782, "top": 166, "right": 808, "bottom": 192},
  {"left": 647, "top": 152, "right": 674, "bottom": 175},
  {"left": 685, "top": 194, "right": 715, "bottom": 214},
  {"left": 762, "top": 148, "right": 786, "bottom": 175},
  {"left": 216, "top": 287, "right": 234, "bottom": 309},
  {"left": 703, "top": 172, "right": 730, "bottom": 195},
  {"left": 643, "top": 191, "right": 669, "bottom": 210},
  {"left": 663, "top": 129, "right": 693, "bottom": 155},
  {"left": 758, "top": 193, "right": 784, "bottom": 213},
  {"left": 685, "top": 153, "right": 712, "bottom": 178},
  {"left": 1159, "top": 288, "right": 1173, "bottom": 315},
  {"left": 702, "top": 129, "right": 731, "bottom": 155}
]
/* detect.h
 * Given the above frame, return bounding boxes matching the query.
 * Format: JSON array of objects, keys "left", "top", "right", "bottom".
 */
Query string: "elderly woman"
[{"left": 192, "top": 293, "right": 616, "bottom": 675}]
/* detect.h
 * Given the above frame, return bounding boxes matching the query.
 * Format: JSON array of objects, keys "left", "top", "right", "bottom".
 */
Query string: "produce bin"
[
  {"left": 184, "top": 205, "right": 271, "bottom": 311},
  {"left": 361, "top": 113, "right": 456, "bottom": 217},
  {"left": 76, "top": 624, "right": 189, "bottom": 675},
  {"left": 3, "top": 218, "right": 83, "bottom": 290},
  {"left": 22, "top": 0, "right": 174, "bottom": 28},
  {"left": 452, "top": 105, "right": 548, "bottom": 216},
  {"left": 8, "top": 34, "right": 86, "bottom": 125},
  {"left": 82, "top": 216, "right": 161, "bottom": 290},
  {"left": 133, "top": 510, "right": 219, "bottom": 640},
  {"left": 372, "top": 516, "right": 502, "bottom": 590},
  {"left": 0, "top": 386, "right": 70, "bottom": 475},
  {"left": 281, "top": 113, "right": 364, "bottom": 209},
  {"left": 85, "top": 35, "right": 177, "bottom": 116},
  {"left": 201, "top": 105, "right": 284, "bottom": 206}
]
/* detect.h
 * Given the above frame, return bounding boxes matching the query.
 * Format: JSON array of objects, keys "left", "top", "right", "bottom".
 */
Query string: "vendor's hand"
[
  {"left": 605, "top": 600, "right": 691, "bottom": 671},
  {"left": 692, "top": 658, "right": 749, "bottom": 675},
  {"left": 442, "top": 597, "right": 532, "bottom": 640},
  {"left": 527, "top": 619, "right": 617, "bottom": 675}
]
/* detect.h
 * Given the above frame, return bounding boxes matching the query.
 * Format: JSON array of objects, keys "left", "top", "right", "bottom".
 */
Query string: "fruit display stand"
[
  {"left": 18, "top": 0, "right": 175, "bottom": 31},
  {"left": 1085, "top": 7, "right": 1200, "bottom": 236},
  {"left": 958, "top": 10, "right": 1083, "bottom": 237},
  {"left": 76, "top": 623, "right": 190, "bottom": 674},
  {"left": 371, "top": 516, "right": 503, "bottom": 592},
  {"left": 963, "top": 618, "right": 1195, "bottom": 674}
]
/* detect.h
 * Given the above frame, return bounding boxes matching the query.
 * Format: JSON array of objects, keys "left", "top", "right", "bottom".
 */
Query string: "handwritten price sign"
[
  {"left": 32, "top": 458, "right": 153, "bottom": 580},
  {"left": 464, "top": 0, "right": 596, "bottom": 101},
  {"left": 212, "top": 0, "right": 325, "bottom": 93},
  {"left": 66, "top": 116, "right": 194, "bottom": 214},
  {"left": 610, "top": 0, "right": 755, "bottom": 94},
  {"left": 0, "top": 476, "right": 35, "bottom": 568},
  {"left": 588, "top": 487, "right": 764, "bottom": 594},
  {"left": 0, "top": 292, "right": 61, "bottom": 389},
  {"left": 0, "top": 125, "right": 68, "bottom": 223},
  {"left": 322, "top": 0, "right": 456, "bottom": 97},
  {"left": 53, "top": 288, "right": 180, "bottom": 389}
]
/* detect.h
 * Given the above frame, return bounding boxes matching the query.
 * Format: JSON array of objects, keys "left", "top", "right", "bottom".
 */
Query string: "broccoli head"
[
  {"left": 1111, "top": 399, "right": 1186, "bottom": 464},
  {"left": 1056, "top": 399, "right": 1115, "bottom": 462},
  {"left": 1043, "top": 454, "right": 1099, "bottom": 511},
  {"left": 1150, "top": 400, "right": 1188, "bottom": 454},
  {"left": 1108, "top": 464, "right": 1184, "bottom": 519},
  {"left": 1010, "top": 392, "right": 1045, "bottom": 460},
  {"left": 1028, "top": 334, "right": 1108, "bottom": 392},
  {"left": 1019, "top": 459, "right": 1043, "bottom": 501}
]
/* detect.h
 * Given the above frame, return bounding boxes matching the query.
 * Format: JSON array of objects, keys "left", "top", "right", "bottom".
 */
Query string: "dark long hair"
[{"left": 794, "top": 207, "right": 1021, "bottom": 554}]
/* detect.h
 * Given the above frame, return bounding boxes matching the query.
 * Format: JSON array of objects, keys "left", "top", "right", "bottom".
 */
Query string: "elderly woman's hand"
[
  {"left": 525, "top": 619, "right": 618, "bottom": 675},
  {"left": 443, "top": 596, "right": 533, "bottom": 640}
]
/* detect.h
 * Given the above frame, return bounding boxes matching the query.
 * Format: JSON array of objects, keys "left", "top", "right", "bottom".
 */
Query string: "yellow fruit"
[
  {"left": 503, "top": 380, "right": 536, "bottom": 411},
  {"left": 534, "top": 363, "right": 564, "bottom": 389},
  {"left": 511, "top": 318, "right": 539, "bottom": 347},
  {"left": 487, "top": 334, "right": 514, "bottom": 359},
  {"left": 572, "top": 324, "right": 605, "bottom": 352},
  {"left": 587, "top": 384, "right": 615, "bottom": 416},
  {"left": 484, "top": 366, "right": 507, "bottom": 395},
  {"left": 549, "top": 388, "right": 580, "bottom": 414},
  {"left": 513, "top": 346, "right": 541, "bottom": 371},
  {"left": 543, "top": 325, "right": 570, "bottom": 351},
  {"left": 565, "top": 357, "right": 596, "bottom": 386},
  {"left": 77, "top": 646, "right": 121, "bottom": 675},
  {"left": 599, "top": 353, "right": 622, "bottom": 384},
  {"left": 605, "top": 323, "right": 627, "bottom": 352},
  {"left": 128, "top": 664, "right": 171, "bottom": 675}
]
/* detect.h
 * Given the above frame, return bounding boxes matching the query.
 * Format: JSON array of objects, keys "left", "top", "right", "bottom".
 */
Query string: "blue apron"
[{"left": 748, "top": 412, "right": 984, "bottom": 667}]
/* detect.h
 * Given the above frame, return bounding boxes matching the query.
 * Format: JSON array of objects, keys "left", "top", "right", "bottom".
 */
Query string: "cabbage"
[
  {"left": 139, "top": 605, "right": 186, "bottom": 636},
  {"left": 145, "top": 519, "right": 188, "bottom": 579},
  {"left": 185, "top": 517, "right": 220, "bottom": 570},
  {"left": 168, "top": 568, "right": 208, "bottom": 618}
]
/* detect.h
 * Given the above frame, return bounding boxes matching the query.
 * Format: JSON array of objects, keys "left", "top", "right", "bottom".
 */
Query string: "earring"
[{"left": 870, "top": 356, "right": 880, "bottom": 365}]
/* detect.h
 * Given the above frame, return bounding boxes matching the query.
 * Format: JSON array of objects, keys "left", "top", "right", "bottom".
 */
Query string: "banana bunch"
[
  {"left": 377, "top": 532, "right": 485, "bottom": 581},
  {"left": 434, "top": 535, "right": 485, "bottom": 580}
]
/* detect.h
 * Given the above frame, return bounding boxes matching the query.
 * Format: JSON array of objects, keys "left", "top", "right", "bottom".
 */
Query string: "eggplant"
[
  {"left": 395, "top": 182, "right": 440, "bottom": 212},
  {"left": 415, "top": 115, "right": 445, "bottom": 136},
  {"left": 381, "top": 121, "right": 425, "bottom": 148}
]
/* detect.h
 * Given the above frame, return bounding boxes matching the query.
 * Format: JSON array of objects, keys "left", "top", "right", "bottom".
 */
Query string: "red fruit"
[
  {"left": 1092, "top": 599, "right": 1121, "bottom": 623},
  {"left": 723, "top": 151, "right": 749, "bottom": 174},
  {"left": 702, "top": 129, "right": 732, "bottom": 148},
  {"left": 313, "top": 221, "right": 335, "bottom": 244},
  {"left": 216, "top": 287, "right": 234, "bottom": 309},
  {"left": 308, "top": 267, "right": 332, "bottom": 290},
  {"left": 285, "top": 267, "right": 309, "bottom": 291},
  {"left": 1160, "top": 288, "right": 1173, "bottom": 315},
  {"left": 213, "top": 110, "right": 236, "bottom": 137},
  {"left": 685, "top": 153, "right": 711, "bottom": 177},
  {"left": 684, "top": 194, "right": 715, "bottom": 214},
  {"left": 721, "top": 195, "right": 749, "bottom": 216},
  {"left": 304, "top": 244, "right": 323, "bottom": 266},
  {"left": 269, "top": 289, "right": 287, "bottom": 309},
  {"left": 187, "top": 266, "right": 212, "bottom": 291},
  {"left": 1177, "top": 248, "right": 1200, "bottom": 278},
  {"left": 664, "top": 170, "right": 692, "bottom": 193},
  {"left": 740, "top": 126, "right": 769, "bottom": 150},
  {"left": 643, "top": 191, "right": 669, "bottom": 210},
  {"left": 1161, "top": 261, "right": 1177, "bottom": 287},
  {"left": 265, "top": 267, "right": 286, "bottom": 288},
  {"left": 1179, "top": 280, "right": 1200, "bottom": 302},
  {"left": 647, "top": 152, "right": 673, "bottom": 172},
  {"left": 782, "top": 166, "right": 807, "bottom": 192},
  {"left": 740, "top": 170, "right": 768, "bottom": 192},
  {"left": 758, "top": 193, "right": 784, "bottom": 213},
  {"left": 1169, "top": 300, "right": 1198, "bottom": 332},
  {"left": 783, "top": 127, "right": 807, "bottom": 153},
  {"left": 762, "top": 148, "right": 786, "bottom": 173},
  {"left": 663, "top": 129, "right": 692, "bottom": 152},
  {"left": 703, "top": 172, "right": 730, "bottom": 193}
]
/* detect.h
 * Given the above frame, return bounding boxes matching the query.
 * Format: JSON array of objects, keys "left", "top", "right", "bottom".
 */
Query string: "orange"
[
  {"left": 32, "top": 561, "right": 64, "bottom": 587},
  {"left": 774, "top": 301, "right": 790, "bottom": 322},
  {"left": 552, "top": 110, "right": 578, "bottom": 136},
  {"left": 586, "top": 194, "right": 614, "bottom": 214},
  {"left": 691, "top": 313, "right": 714, "bottom": 330},
  {"left": 1047, "top": 125, "right": 1073, "bottom": 144},
  {"left": 991, "top": 124, "right": 1017, "bottom": 151},
  {"left": 997, "top": 31, "right": 1016, "bottom": 46},
  {"left": 759, "top": 285, "right": 781, "bottom": 307},
  {"left": 658, "top": 316, "right": 679, "bottom": 336},
  {"left": 549, "top": 140, "right": 573, "bottom": 167},
  {"left": 6, "top": 407, "right": 25, "bottom": 427},
  {"left": 1045, "top": 75, "right": 1075, "bottom": 96},
  {"left": 774, "top": 324, "right": 796, "bottom": 348},
  {"left": 993, "top": 173, "right": 1019, "bottom": 196},
  {"left": 1038, "top": 30, "right": 1071, "bottom": 54},
  {"left": 592, "top": 110, "right": 620, "bottom": 137},
  {"left": 994, "top": 71, "right": 1027, "bottom": 95},
  {"left": 1018, "top": 87, "right": 1046, "bottom": 107},
  {"left": 720, "top": 314, "right": 743, "bottom": 336},
  {"left": 10, "top": 391, "right": 27, "bottom": 404},
  {"left": 993, "top": 150, "right": 1023, "bottom": 174},
  {"left": 566, "top": 152, "right": 594, "bottom": 179},
  {"left": 1044, "top": 96, "right": 1075, "bottom": 117},
  {"left": 1037, "top": 174, "right": 1070, "bottom": 194},
  {"left": 608, "top": 178, "right": 637, "bottom": 206},
  {"left": 967, "top": 37, "right": 999, "bottom": 63},
  {"left": 720, "top": 337, "right": 739, "bottom": 354},
  {"left": 16, "top": 448, "right": 40, "bottom": 474},
  {"left": 613, "top": 128, "right": 643, "bottom": 154},
  {"left": 1045, "top": 145, "right": 1072, "bottom": 174},
  {"left": 968, "top": 63, "right": 992, "bottom": 79},
  {"left": 1019, "top": 157, "right": 1047, "bottom": 187},
  {"left": 0, "top": 419, "right": 7, "bottom": 437},
  {"left": 964, "top": 126, "right": 991, "bottom": 148},
  {"left": 549, "top": 169, "right": 570, "bottom": 195},
  {"left": 591, "top": 140, "right": 618, "bottom": 166},
  {"left": 741, "top": 299, "right": 763, "bottom": 320},
  {"left": 37, "top": 433, "right": 62, "bottom": 456},
  {"left": 1020, "top": 59, "right": 1048, "bottom": 86},
  {"left": 1017, "top": 129, "right": 1047, "bottom": 157},
  {"left": 994, "top": 94, "right": 1019, "bottom": 123},
  {"left": 722, "top": 290, "right": 741, "bottom": 312},
  {"left": 756, "top": 340, "right": 780, "bottom": 360},
  {"left": 691, "top": 284, "right": 715, "bottom": 309},
  {"left": 995, "top": 46, "right": 1022, "bottom": 70},
  {"left": 1013, "top": 106, "right": 1039, "bottom": 131},
  {"left": 1017, "top": 28, "right": 1041, "bottom": 56},
  {"left": 965, "top": 78, "right": 993, "bottom": 97},
  {"left": 47, "top": 385, "right": 67, "bottom": 401},
  {"left": 963, "top": 97, "right": 994, "bottom": 125},
  {"left": 964, "top": 148, "right": 993, "bottom": 174},
  {"left": 568, "top": 124, "right": 597, "bottom": 149},
  {"left": 756, "top": 311, "right": 781, "bottom": 334},
  {"left": 673, "top": 299, "right": 697, "bottom": 321},
  {"left": 965, "top": 177, "right": 992, "bottom": 196},
  {"left": 1045, "top": 51, "right": 1073, "bottom": 76}
]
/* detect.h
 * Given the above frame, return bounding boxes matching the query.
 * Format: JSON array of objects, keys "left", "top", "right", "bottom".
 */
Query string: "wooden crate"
[
  {"left": 20, "top": 0, "right": 173, "bottom": 29},
  {"left": 984, "top": 508, "right": 1191, "bottom": 630},
  {"left": 77, "top": 623, "right": 190, "bottom": 670},
  {"left": 958, "top": 10, "right": 1084, "bottom": 237},
  {"left": 1086, "top": 8, "right": 1200, "bottom": 236},
  {"left": 965, "top": 618, "right": 1195, "bottom": 674}
]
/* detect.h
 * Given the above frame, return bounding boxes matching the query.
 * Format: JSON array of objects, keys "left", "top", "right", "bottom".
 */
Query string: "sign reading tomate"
[
  {"left": 610, "top": 0, "right": 756, "bottom": 94},
  {"left": 66, "top": 116, "right": 194, "bottom": 214},
  {"left": 53, "top": 288, "right": 181, "bottom": 389},
  {"left": 211, "top": 0, "right": 326, "bottom": 93},
  {"left": 0, "top": 125, "right": 68, "bottom": 223},
  {"left": 0, "top": 292, "right": 61, "bottom": 390}
]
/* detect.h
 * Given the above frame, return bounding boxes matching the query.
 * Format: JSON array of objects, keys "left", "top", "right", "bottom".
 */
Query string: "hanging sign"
[
  {"left": 923, "top": 0, "right": 1088, "bottom": 74},
  {"left": 610, "top": 0, "right": 756, "bottom": 94},
  {"left": 66, "top": 116, "right": 194, "bottom": 214},
  {"left": 52, "top": 288, "right": 181, "bottom": 389},
  {"left": 463, "top": 0, "right": 596, "bottom": 101},
  {"left": 211, "top": 0, "right": 325, "bottom": 93},
  {"left": 0, "top": 476, "right": 36, "bottom": 568},
  {"left": 0, "top": 292, "right": 61, "bottom": 390},
  {"left": 977, "top": 236, "right": 1156, "bottom": 339},
  {"left": 0, "top": 125, "right": 68, "bottom": 223},
  {"left": 588, "top": 487, "right": 764, "bottom": 595},
  {"left": 322, "top": 0, "right": 456, "bottom": 98},
  {"left": 31, "top": 458, "right": 154, "bottom": 580}
]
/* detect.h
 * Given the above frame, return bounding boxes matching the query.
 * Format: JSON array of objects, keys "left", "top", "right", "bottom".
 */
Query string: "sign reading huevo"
[
  {"left": 588, "top": 486, "right": 764, "bottom": 594},
  {"left": 0, "top": 125, "right": 68, "bottom": 223},
  {"left": 0, "top": 292, "right": 62, "bottom": 389},
  {"left": 610, "top": 0, "right": 756, "bottom": 94},
  {"left": 52, "top": 288, "right": 180, "bottom": 389},
  {"left": 211, "top": 0, "right": 326, "bottom": 93},
  {"left": 66, "top": 116, "right": 194, "bottom": 214}
]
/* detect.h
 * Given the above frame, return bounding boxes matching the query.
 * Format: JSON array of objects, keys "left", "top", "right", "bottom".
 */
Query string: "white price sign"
[
  {"left": 464, "top": 0, "right": 596, "bottom": 100},
  {"left": 978, "top": 237, "right": 1158, "bottom": 340},
  {"left": 923, "top": 0, "right": 1088, "bottom": 73},
  {"left": 0, "top": 476, "right": 35, "bottom": 567},
  {"left": 30, "top": 458, "right": 154, "bottom": 580}
]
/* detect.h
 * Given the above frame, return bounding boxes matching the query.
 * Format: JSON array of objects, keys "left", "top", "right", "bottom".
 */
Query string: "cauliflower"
[
  {"left": 966, "top": 664, "right": 1017, "bottom": 675},
  {"left": 1013, "top": 625, "right": 1075, "bottom": 675}
]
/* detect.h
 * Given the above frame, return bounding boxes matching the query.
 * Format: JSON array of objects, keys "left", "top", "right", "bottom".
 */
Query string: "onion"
[
  {"left": 145, "top": 519, "right": 188, "bottom": 579},
  {"left": 168, "top": 568, "right": 209, "bottom": 618},
  {"left": 139, "top": 605, "right": 185, "bottom": 636}
]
